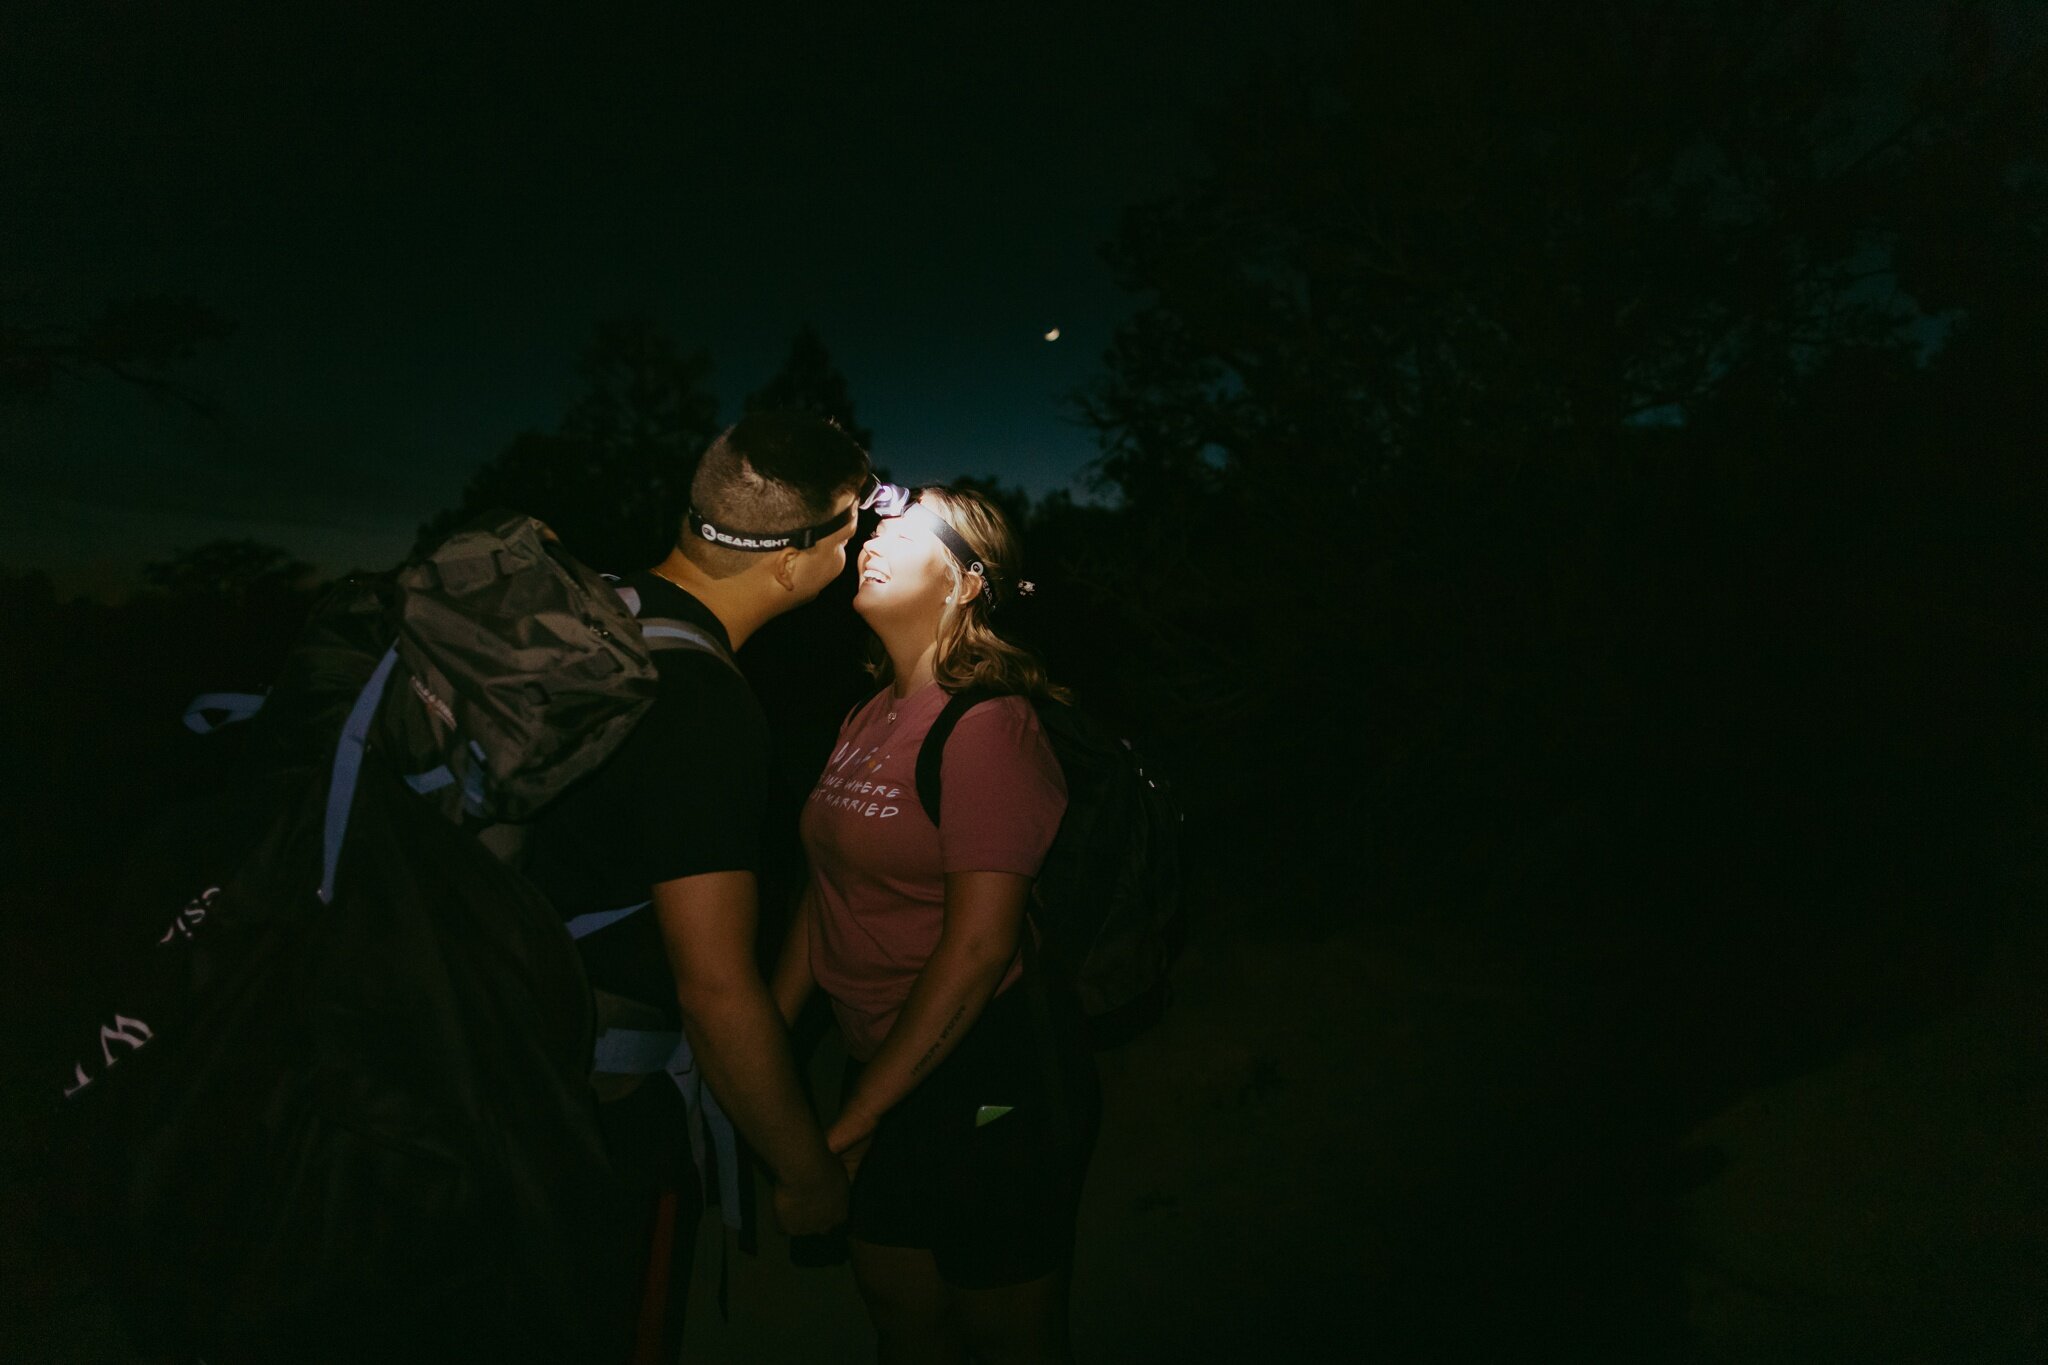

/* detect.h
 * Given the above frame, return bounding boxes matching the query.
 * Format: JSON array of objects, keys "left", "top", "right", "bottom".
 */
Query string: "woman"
[{"left": 773, "top": 486, "right": 1099, "bottom": 1365}]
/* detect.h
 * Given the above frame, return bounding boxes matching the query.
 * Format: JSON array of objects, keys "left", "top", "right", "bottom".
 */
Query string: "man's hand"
[{"left": 772, "top": 1155, "right": 849, "bottom": 1237}]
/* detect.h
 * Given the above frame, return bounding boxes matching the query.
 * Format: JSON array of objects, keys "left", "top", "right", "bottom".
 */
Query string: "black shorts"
[{"left": 844, "top": 975, "right": 1101, "bottom": 1289}]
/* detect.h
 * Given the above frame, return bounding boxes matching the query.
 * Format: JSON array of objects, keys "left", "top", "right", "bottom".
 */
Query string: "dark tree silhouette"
[
  {"left": 1078, "top": 0, "right": 2045, "bottom": 727},
  {"left": 0, "top": 295, "right": 233, "bottom": 410},
  {"left": 1063, "top": 0, "right": 2048, "bottom": 1066},
  {"left": 141, "top": 539, "right": 316, "bottom": 606},
  {"left": 420, "top": 315, "right": 718, "bottom": 572},
  {"left": 744, "top": 324, "right": 876, "bottom": 454}
]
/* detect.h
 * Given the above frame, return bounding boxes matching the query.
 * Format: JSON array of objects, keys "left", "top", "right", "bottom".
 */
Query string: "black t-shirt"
[{"left": 523, "top": 573, "right": 768, "bottom": 1017}]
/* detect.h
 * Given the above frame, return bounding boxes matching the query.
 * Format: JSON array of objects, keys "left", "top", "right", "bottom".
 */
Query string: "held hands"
[
  {"left": 825, "top": 1107, "right": 879, "bottom": 1182},
  {"left": 772, "top": 1150, "right": 849, "bottom": 1237}
]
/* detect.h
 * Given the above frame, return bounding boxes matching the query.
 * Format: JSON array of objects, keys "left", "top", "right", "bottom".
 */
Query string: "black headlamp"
[{"left": 685, "top": 470, "right": 912, "bottom": 552}]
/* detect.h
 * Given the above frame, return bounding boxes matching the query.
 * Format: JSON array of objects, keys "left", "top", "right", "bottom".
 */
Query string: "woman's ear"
[{"left": 954, "top": 569, "right": 986, "bottom": 607}]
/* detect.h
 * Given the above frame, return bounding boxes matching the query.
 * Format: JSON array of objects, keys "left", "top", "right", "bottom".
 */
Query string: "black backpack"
[
  {"left": 53, "top": 512, "right": 704, "bottom": 1364},
  {"left": 916, "top": 691, "right": 1184, "bottom": 1046}
]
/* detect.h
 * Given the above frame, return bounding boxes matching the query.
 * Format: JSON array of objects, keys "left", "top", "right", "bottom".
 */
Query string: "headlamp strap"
[
  {"left": 926, "top": 516, "right": 998, "bottom": 604},
  {"left": 686, "top": 504, "right": 846, "bottom": 552}
]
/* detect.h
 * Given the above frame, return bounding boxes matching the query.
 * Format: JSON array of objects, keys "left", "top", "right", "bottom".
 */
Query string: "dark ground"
[{"left": 666, "top": 882, "right": 2048, "bottom": 1364}]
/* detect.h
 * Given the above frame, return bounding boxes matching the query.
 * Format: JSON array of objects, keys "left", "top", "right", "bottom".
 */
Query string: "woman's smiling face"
[{"left": 854, "top": 499, "right": 958, "bottom": 624}]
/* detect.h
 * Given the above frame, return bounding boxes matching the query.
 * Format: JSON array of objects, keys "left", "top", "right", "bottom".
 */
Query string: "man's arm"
[
  {"left": 654, "top": 868, "right": 846, "bottom": 1235},
  {"left": 770, "top": 880, "right": 821, "bottom": 1029}
]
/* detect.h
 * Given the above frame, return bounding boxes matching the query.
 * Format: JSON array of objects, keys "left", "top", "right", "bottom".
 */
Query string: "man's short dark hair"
[{"left": 681, "top": 413, "right": 870, "bottom": 576}]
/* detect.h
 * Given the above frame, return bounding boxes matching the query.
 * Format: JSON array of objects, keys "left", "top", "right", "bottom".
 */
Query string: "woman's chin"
[{"left": 853, "top": 586, "right": 935, "bottom": 630}]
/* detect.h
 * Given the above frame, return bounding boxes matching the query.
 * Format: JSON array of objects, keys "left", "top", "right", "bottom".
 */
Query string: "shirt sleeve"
[
  {"left": 627, "top": 659, "right": 767, "bottom": 885},
  {"left": 938, "top": 697, "right": 1068, "bottom": 875}
]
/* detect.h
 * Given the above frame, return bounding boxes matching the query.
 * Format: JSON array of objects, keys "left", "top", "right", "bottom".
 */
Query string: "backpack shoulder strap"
[
  {"left": 637, "top": 616, "right": 739, "bottom": 674},
  {"left": 914, "top": 688, "right": 1004, "bottom": 824},
  {"left": 182, "top": 691, "right": 267, "bottom": 734},
  {"left": 614, "top": 578, "right": 740, "bottom": 675}
]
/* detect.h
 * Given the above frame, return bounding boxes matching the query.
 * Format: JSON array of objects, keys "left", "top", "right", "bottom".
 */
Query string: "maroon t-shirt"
[{"left": 800, "top": 682, "right": 1067, "bottom": 1060}]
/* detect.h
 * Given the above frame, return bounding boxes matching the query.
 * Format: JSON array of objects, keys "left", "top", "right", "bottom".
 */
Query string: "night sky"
[{"left": 2, "top": 0, "right": 1332, "bottom": 595}]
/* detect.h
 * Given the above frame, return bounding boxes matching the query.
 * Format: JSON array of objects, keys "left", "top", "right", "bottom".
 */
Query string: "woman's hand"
[{"left": 826, "top": 1108, "right": 878, "bottom": 1181}]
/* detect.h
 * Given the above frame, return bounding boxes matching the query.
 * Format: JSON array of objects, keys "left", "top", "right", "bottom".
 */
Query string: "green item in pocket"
[{"left": 974, "top": 1104, "right": 1014, "bottom": 1128}]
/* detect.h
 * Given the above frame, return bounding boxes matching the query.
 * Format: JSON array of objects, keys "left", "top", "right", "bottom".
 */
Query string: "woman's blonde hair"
[{"left": 869, "top": 486, "right": 1072, "bottom": 704}]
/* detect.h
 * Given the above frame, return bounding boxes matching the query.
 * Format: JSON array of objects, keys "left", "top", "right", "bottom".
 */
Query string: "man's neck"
[{"left": 648, "top": 551, "right": 769, "bottom": 653}]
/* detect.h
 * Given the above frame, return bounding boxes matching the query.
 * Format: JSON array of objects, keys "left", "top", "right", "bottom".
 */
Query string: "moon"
[{"left": 1043, "top": 327, "right": 1061, "bottom": 341}]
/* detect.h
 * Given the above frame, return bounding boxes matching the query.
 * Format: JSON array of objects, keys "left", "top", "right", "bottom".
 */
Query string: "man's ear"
[{"left": 771, "top": 548, "right": 803, "bottom": 593}]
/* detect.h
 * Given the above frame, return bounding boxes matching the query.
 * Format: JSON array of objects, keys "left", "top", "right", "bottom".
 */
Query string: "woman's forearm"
[{"left": 838, "top": 922, "right": 1016, "bottom": 1134}]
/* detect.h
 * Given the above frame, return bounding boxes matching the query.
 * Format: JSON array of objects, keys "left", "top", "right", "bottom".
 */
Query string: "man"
[{"left": 522, "top": 412, "right": 876, "bottom": 1358}]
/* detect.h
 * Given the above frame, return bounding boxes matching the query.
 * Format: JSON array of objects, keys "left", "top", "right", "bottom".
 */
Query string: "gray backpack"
[{"left": 184, "top": 509, "right": 731, "bottom": 892}]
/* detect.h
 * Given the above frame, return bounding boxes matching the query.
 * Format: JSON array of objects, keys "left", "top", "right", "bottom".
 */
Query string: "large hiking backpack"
[
  {"left": 53, "top": 512, "right": 700, "bottom": 1364},
  {"left": 917, "top": 691, "right": 1184, "bottom": 1046}
]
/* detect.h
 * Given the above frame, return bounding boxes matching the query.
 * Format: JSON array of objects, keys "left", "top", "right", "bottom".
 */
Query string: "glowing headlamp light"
[{"left": 859, "top": 473, "right": 911, "bottom": 519}]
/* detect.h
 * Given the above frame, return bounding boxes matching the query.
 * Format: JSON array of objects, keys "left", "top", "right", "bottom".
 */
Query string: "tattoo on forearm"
[{"left": 913, "top": 1002, "right": 970, "bottom": 1078}]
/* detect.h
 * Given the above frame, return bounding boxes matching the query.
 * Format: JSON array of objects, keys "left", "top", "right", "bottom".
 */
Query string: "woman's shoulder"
[
  {"left": 955, "top": 690, "right": 1039, "bottom": 729},
  {"left": 947, "top": 692, "right": 1057, "bottom": 764},
  {"left": 939, "top": 691, "right": 1067, "bottom": 808}
]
